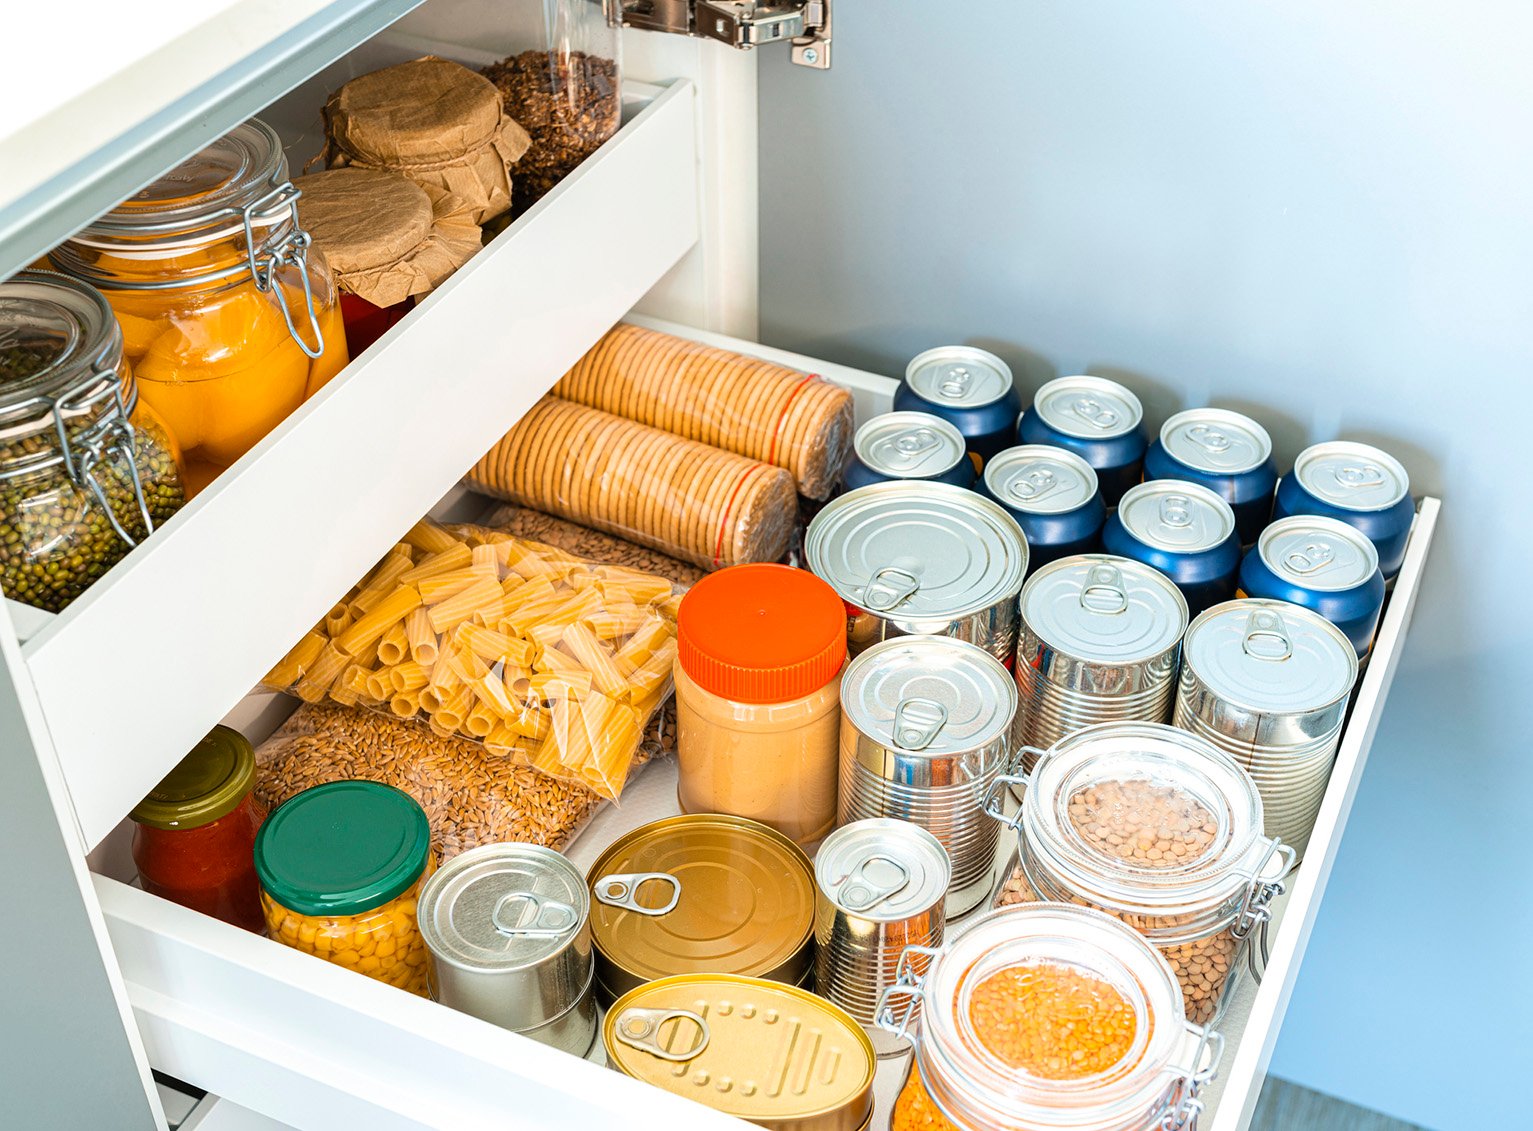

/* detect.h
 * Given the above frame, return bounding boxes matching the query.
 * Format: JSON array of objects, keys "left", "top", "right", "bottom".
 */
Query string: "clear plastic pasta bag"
[{"left": 262, "top": 518, "right": 678, "bottom": 800}]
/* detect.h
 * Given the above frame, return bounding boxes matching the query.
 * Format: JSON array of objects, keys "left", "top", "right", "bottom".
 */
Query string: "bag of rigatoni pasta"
[{"left": 262, "top": 518, "right": 678, "bottom": 800}]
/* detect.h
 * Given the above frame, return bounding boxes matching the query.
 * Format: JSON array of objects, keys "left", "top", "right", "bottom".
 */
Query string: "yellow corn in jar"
[
  {"left": 254, "top": 780, "right": 434, "bottom": 996},
  {"left": 52, "top": 119, "right": 347, "bottom": 496}
]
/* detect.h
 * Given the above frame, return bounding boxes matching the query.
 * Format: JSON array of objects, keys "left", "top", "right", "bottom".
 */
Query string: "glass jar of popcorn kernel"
[{"left": 254, "top": 780, "right": 435, "bottom": 995}]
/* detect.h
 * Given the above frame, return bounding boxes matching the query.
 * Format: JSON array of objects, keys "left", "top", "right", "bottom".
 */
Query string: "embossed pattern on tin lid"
[
  {"left": 1020, "top": 555, "right": 1188, "bottom": 666},
  {"left": 1160, "top": 409, "right": 1272, "bottom": 474},
  {"left": 1184, "top": 599, "right": 1357, "bottom": 713},
  {"left": 841, "top": 636, "right": 1016, "bottom": 753},
  {"left": 905, "top": 346, "right": 1014, "bottom": 408},
  {"left": 854, "top": 411, "right": 968, "bottom": 478},
  {"left": 1033, "top": 375, "right": 1144, "bottom": 441},
  {"left": 1258, "top": 516, "right": 1379, "bottom": 591},
  {"left": 1292, "top": 440, "right": 1410, "bottom": 511},
  {"left": 1117, "top": 481, "right": 1236, "bottom": 551},
  {"left": 984, "top": 445, "right": 1099, "bottom": 515}
]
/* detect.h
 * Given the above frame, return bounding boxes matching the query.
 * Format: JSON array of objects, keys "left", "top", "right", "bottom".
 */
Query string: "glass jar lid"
[
  {"left": 1021, "top": 723, "right": 1282, "bottom": 928},
  {"left": 254, "top": 780, "right": 431, "bottom": 917},
  {"left": 1184, "top": 598, "right": 1357, "bottom": 713},
  {"left": 913, "top": 904, "right": 1194, "bottom": 1131},
  {"left": 130, "top": 725, "right": 255, "bottom": 830}
]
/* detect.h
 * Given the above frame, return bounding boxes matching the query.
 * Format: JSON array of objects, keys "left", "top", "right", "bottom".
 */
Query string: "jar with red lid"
[{"left": 130, "top": 725, "right": 266, "bottom": 932}]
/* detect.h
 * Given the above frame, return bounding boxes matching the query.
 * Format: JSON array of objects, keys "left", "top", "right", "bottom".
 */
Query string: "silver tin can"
[
  {"left": 814, "top": 818, "right": 949, "bottom": 1056},
  {"left": 1013, "top": 554, "right": 1189, "bottom": 777},
  {"left": 805, "top": 481, "right": 1029, "bottom": 663},
  {"left": 1174, "top": 599, "right": 1359, "bottom": 858},
  {"left": 417, "top": 843, "right": 596, "bottom": 1056},
  {"left": 838, "top": 636, "right": 1017, "bottom": 917}
]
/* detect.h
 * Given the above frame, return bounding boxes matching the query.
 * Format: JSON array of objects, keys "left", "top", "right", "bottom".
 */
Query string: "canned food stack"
[
  {"left": 806, "top": 480, "right": 1028, "bottom": 661},
  {"left": 838, "top": 636, "right": 1017, "bottom": 917},
  {"left": 893, "top": 346, "right": 1024, "bottom": 466},
  {"left": 990, "top": 723, "right": 1294, "bottom": 1025},
  {"left": 981, "top": 445, "right": 1106, "bottom": 575},
  {"left": 1017, "top": 375, "right": 1148, "bottom": 505},
  {"left": 1012, "top": 555, "right": 1188, "bottom": 774},
  {"left": 814, "top": 819, "right": 949, "bottom": 1055},
  {"left": 1144, "top": 409, "right": 1279, "bottom": 546},
  {"left": 1175, "top": 599, "right": 1359, "bottom": 857}
]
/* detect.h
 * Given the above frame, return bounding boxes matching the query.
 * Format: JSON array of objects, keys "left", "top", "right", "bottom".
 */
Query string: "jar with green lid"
[
  {"left": 254, "top": 780, "right": 436, "bottom": 995},
  {"left": 131, "top": 725, "right": 266, "bottom": 933},
  {"left": 0, "top": 270, "right": 185, "bottom": 612}
]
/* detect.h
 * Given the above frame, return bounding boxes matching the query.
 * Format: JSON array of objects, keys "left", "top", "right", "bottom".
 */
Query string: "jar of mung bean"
[
  {"left": 987, "top": 722, "right": 1294, "bottom": 1026},
  {"left": 0, "top": 271, "right": 185, "bottom": 612},
  {"left": 254, "top": 780, "right": 436, "bottom": 995},
  {"left": 879, "top": 904, "right": 1220, "bottom": 1131}
]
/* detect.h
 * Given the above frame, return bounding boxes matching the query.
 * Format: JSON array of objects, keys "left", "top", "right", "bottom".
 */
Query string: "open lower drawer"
[{"left": 91, "top": 320, "right": 1439, "bottom": 1131}]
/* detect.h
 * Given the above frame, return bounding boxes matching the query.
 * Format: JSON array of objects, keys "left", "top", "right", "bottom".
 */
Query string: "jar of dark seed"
[{"left": 0, "top": 271, "right": 186, "bottom": 612}]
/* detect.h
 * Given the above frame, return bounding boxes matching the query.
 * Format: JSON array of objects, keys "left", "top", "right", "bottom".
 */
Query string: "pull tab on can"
[
  {"left": 1241, "top": 608, "right": 1293, "bottom": 662},
  {"left": 831, "top": 853, "right": 912, "bottom": 913},
  {"left": 1079, "top": 562, "right": 1128, "bottom": 615},
  {"left": 1159, "top": 493, "right": 1193, "bottom": 528},
  {"left": 862, "top": 566, "right": 920, "bottom": 611},
  {"left": 1069, "top": 396, "right": 1120, "bottom": 430},
  {"left": 1283, "top": 540, "right": 1336, "bottom": 574},
  {"left": 1187, "top": 423, "right": 1232, "bottom": 454},
  {"left": 492, "top": 891, "right": 580, "bottom": 939},
  {"left": 1007, "top": 466, "right": 1058, "bottom": 502},
  {"left": 612, "top": 1007, "right": 710, "bottom": 1062},
  {"left": 593, "top": 872, "right": 681, "bottom": 917},
  {"left": 893, "top": 697, "right": 948, "bottom": 750},
  {"left": 1335, "top": 463, "right": 1386, "bottom": 490},
  {"left": 936, "top": 364, "right": 973, "bottom": 398},
  {"left": 876, "top": 427, "right": 942, "bottom": 470}
]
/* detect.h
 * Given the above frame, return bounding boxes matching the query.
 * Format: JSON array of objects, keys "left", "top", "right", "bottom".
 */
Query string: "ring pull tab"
[
  {"left": 1007, "top": 466, "right": 1058, "bottom": 502},
  {"left": 876, "top": 428, "right": 941, "bottom": 470},
  {"left": 936, "top": 364, "right": 973, "bottom": 398},
  {"left": 1335, "top": 463, "right": 1386, "bottom": 489},
  {"left": 613, "top": 1008, "right": 710, "bottom": 1062},
  {"left": 1283, "top": 539, "right": 1335, "bottom": 574},
  {"left": 862, "top": 566, "right": 920, "bottom": 612},
  {"left": 1079, "top": 562, "right": 1128, "bottom": 615},
  {"left": 1186, "top": 423, "right": 1231, "bottom": 453},
  {"left": 593, "top": 872, "right": 681, "bottom": 917},
  {"left": 832, "top": 854, "right": 912, "bottom": 912},
  {"left": 491, "top": 891, "right": 579, "bottom": 938},
  {"left": 1159, "top": 493, "right": 1193, "bottom": 528},
  {"left": 1069, "top": 396, "right": 1120, "bottom": 430},
  {"left": 1241, "top": 608, "right": 1293, "bottom": 662},
  {"left": 893, "top": 697, "right": 948, "bottom": 751}
]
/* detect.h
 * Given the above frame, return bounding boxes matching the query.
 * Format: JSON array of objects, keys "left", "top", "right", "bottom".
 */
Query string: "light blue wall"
[{"left": 757, "top": 5, "right": 1531, "bottom": 1128}]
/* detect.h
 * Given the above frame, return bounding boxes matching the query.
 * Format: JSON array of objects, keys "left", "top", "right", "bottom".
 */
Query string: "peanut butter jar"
[{"left": 673, "top": 564, "right": 847, "bottom": 846}]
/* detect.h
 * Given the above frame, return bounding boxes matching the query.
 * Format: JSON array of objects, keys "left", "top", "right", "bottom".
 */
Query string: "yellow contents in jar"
[{"left": 259, "top": 866, "right": 434, "bottom": 996}]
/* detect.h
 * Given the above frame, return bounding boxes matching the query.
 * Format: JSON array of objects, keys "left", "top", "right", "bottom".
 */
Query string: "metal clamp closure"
[
  {"left": 873, "top": 945, "right": 943, "bottom": 1045},
  {"left": 1161, "top": 1026, "right": 1225, "bottom": 1130},
  {"left": 861, "top": 565, "right": 920, "bottom": 611},
  {"left": 830, "top": 853, "right": 910, "bottom": 912},
  {"left": 615, "top": 1, "right": 832, "bottom": 69},
  {"left": 893, "top": 697, "right": 947, "bottom": 750},
  {"left": 1231, "top": 838, "right": 1296, "bottom": 983},
  {"left": 1069, "top": 396, "right": 1120, "bottom": 430},
  {"left": 1079, "top": 562, "right": 1128, "bottom": 614},
  {"left": 612, "top": 1007, "right": 710, "bottom": 1062},
  {"left": 1282, "top": 540, "right": 1336, "bottom": 574},
  {"left": 48, "top": 373, "right": 154, "bottom": 549},
  {"left": 492, "top": 891, "right": 579, "bottom": 939},
  {"left": 1241, "top": 608, "right": 1293, "bottom": 662},
  {"left": 243, "top": 182, "right": 325, "bottom": 360},
  {"left": 982, "top": 748, "right": 1043, "bottom": 829},
  {"left": 593, "top": 872, "right": 681, "bottom": 917},
  {"left": 1006, "top": 465, "right": 1059, "bottom": 502}
]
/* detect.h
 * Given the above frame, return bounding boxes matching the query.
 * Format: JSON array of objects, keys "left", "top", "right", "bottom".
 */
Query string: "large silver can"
[
  {"left": 805, "top": 480, "right": 1029, "bottom": 663},
  {"left": 1174, "top": 598, "right": 1358, "bottom": 858},
  {"left": 417, "top": 843, "right": 597, "bottom": 1056},
  {"left": 1014, "top": 554, "right": 1188, "bottom": 776},
  {"left": 838, "top": 636, "right": 1017, "bottom": 917},
  {"left": 814, "top": 818, "right": 949, "bottom": 1057}
]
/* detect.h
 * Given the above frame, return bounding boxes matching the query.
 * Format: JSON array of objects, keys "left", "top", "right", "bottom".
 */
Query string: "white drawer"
[{"left": 94, "top": 321, "right": 1439, "bottom": 1131}]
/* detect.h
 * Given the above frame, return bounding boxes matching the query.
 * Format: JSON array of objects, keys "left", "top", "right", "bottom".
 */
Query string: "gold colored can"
[
  {"left": 604, "top": 973, "right": 876, "bottom": 1131},
  {"left": 586, "top": 814, "right": 816, "bottom": 1000}
]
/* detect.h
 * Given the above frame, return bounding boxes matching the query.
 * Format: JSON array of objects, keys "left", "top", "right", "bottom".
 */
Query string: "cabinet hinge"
[{"left": 609, "top": 0, "right": 832, "bottom": 69}]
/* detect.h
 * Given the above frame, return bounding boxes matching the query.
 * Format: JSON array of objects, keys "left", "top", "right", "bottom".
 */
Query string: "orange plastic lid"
[{"left": 677, "top": 564, "right": 846, "bottom": 704}]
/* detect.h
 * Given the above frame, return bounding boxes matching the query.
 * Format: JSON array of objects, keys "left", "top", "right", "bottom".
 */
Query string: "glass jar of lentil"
[
  {"left": 0, "top": 271, "right": 185, "bottom": 612},
  {"left": 254, "top": 780, "right": 435, "bottom": 995},
  {"left": 880, "top": 903, "right": 1220, "bottom": 1131},
  {"left": 988, "top": 722, "right": 1294, "bottom": 1025},
  {"left": 131, "top": 725, "right": 266, "bottom": 932}
]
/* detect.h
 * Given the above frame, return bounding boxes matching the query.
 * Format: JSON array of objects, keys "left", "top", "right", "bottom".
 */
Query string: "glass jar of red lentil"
[
  {"left": 130, "top": 725, "right": 266, "bottom": 932},
  {"left": 987, "top": 722, "right": 1294, "bottom": 1026},
  {"left": 879, "top": 903, "right": 1221, "bottom": 1131}
]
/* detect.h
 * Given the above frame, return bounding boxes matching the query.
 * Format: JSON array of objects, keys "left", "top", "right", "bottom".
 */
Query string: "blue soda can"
[
  {"left": 1016, "top": 375, "right": 1147, "bottom": 505},
  {"left": 982, "top": 445, "right": 1105, "bottom": 574},
  {"left": 1102, "top": 480, "right": 1241, "bottom": 615},
  {"left": 1238, "top": 516, "right": 1384, "bottom": 657},
  {"left": 892, "top": 346, "right": 1023, "bottom": 467},
  {"left": 1272, "top": 441, "right": 1413, "bottom": 582},
  {"left": 1143, "top": 408, "right": 1278, "bottom": 546},
  {"left": 843, "top": 411, "right": 975, "bottom": 492}
]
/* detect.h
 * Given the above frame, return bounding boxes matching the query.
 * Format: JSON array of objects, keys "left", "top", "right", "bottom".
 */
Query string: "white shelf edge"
[{"left": 25, "top": 80, "right": 700, "bottom": 850}]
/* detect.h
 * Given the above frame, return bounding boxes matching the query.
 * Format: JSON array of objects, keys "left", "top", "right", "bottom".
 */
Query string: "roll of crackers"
[
  {"left": 468, "top": 397, "right": 798, "bottom": 570},
  {"left": 553, "top": 323, "right": 856, "bottom": 500}
]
